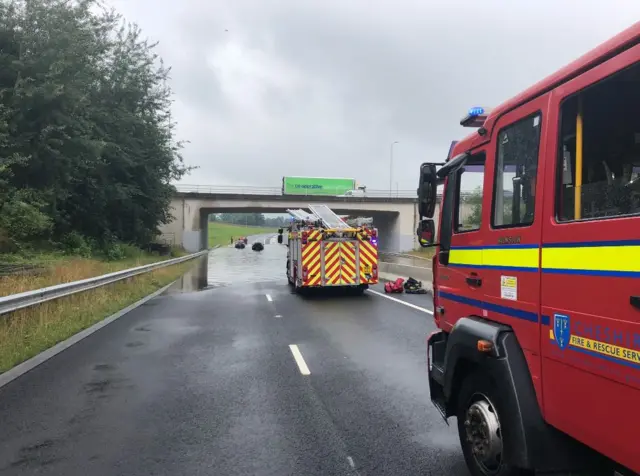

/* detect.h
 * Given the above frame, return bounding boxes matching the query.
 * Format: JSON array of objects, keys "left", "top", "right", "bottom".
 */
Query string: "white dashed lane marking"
[{"left": 288, "top": 344, "right": 311, "bottom": 375}]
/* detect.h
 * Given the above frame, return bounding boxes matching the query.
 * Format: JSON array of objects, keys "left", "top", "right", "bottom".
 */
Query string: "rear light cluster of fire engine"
[
  {"left": 372, "top": 263, "right": 378, "bottom": 279},
  {"left": 301, "top": 231, "right": 308, "bottom": 244},
  {"left": 302, "top": 266, "right": 309, "bottom": 281}
]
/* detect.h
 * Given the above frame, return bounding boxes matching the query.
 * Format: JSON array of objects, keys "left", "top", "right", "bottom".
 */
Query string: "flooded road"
[
  {"left": 206, "top": 235, "right": 287, "bottom": 288},
  {"left": 168, "top": 233, "right": 286, "bottom": 292},
  {"left": 0, "top": 232, "right": 468, "bottom": 476}
]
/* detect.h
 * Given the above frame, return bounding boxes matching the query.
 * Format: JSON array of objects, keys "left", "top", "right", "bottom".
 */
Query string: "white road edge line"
[
  {"left": 366, "top": 289, "right": 434, "bottom": 315},
  {"left": 289, "top": 344, "right": 311, "bottom": 375},
  {"left": 265, "top": 294, "right": 273, "bottom": 302}
]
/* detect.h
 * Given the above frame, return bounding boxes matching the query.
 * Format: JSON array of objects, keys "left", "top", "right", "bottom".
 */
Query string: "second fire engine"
[{"left": 277, "top": 205, "right": 379, "bottom": 293}]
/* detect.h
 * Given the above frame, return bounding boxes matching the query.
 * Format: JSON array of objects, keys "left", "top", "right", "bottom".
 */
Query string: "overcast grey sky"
[{"left": 105, "top": 0, "right": 639, "bottom": 191}]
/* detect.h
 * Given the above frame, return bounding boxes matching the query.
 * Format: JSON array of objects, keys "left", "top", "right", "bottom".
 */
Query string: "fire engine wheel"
[
  {"left": 290, "top": 268, "right": 302, "bottom": 293},
  {"left": 347, "top": 284, "right": 368, "bottom": 295},
  {"left": 456, "top": 373, "right": 532, "bottom": 476}
]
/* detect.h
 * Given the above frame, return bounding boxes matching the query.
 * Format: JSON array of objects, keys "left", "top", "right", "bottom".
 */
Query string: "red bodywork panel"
[{"left": 433, "top": 21, "right": 640, "bottom": 474}]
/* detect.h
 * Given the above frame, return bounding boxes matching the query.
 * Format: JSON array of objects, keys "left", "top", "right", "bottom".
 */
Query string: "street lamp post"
[{"left": 390, "top": 141, "right": 399, "bottom": 195}]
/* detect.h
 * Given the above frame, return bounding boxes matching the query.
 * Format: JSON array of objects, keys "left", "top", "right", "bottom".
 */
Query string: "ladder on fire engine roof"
[
  {"left": 308, "top": 204, "right": 351, "bottom": 229},
  {"left": 286, "top": 209, "right": 316, "bottom": 221}
]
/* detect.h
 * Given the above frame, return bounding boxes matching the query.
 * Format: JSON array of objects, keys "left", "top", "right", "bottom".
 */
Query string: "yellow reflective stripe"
[
  {"left": 449, "top": 243, "right": 640, "bottom": 276},
  {"left": 542, "top": 245, "right": 640, "bottom": 273},
  {"left": 449, "top": 248, "right": 483, "bottom": 267},
  {"left": 449, "top": 247, "right": 538, "bottom": 269},
  {"left": 483, "top": 247, "right": 538, "bottom": 269}
]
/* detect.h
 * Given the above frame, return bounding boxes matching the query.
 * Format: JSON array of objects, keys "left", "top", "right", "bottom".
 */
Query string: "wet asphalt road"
[{"left": 0, "top": 237, "right": 469, "bottom": 476}]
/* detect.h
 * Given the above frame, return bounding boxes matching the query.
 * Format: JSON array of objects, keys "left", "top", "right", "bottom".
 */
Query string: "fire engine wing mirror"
[
  {"left": 417, "top": 219, "right": 436, "bottom": 247},
  {"left": 418, "top": 163, "right": 439, "bottom": 219}
]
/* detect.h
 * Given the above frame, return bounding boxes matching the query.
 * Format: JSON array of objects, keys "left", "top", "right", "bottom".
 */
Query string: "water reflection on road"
[
  {"left": 167, "top": 232, "right": 287, "bottom": 293},
  {"left": 205, "top": 238, "right": 288, "bottom": 288}
]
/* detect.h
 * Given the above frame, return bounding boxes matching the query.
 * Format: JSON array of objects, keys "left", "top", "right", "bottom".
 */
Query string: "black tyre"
[
  {"left": 292, "top": 268, "right": 300, "bottom": 292},
  {"left": 348, "top": 284, "right": 368, "bottom": 295},
  {"left": 293, "top": 280, "right": 302, "bottom": 294},
  {"left": 286, "top": 260, "right": 293, "bottom": 285},
  {"left": 456, "top": 372, "right": 532, "bottom": 476}
]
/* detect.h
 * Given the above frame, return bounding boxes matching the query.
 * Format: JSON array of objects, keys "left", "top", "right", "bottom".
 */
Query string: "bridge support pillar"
[
  {"left": 181, "top": 209, "right": 209, "bottom": 252},
  {"left": 373, "top": 203, "right": 419, "bottom": 253},
  {"left": 162, "top": 199, "right": 207, "bottom": 252},
  {"left": 198, "top": 211, "right": 208, "bottom": 251}
]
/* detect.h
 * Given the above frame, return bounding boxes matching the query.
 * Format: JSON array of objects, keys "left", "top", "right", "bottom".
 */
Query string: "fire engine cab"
[{"left": 417, "top": 22, "right": 640, "bottom": 476}]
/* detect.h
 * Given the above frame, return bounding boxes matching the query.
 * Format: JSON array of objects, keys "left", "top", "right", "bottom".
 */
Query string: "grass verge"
[
  {"left": 0, "top": 258, "right": 197, "bottom": 373},
  {"left": 0, "top": 251, "right": 188, "bottom": 298},
  {"left": 408, "top": 248, "right": 436, "bottom": 259},
  {"left": 208, "top": 222, "right": 279, "bottom": 247}
]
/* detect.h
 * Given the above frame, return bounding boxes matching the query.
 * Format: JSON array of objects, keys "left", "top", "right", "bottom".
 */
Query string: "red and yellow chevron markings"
[
  {"left": 302, "top": 240, "right": 322, "bottom": 286},
  {"left": 305, "top": 237, "right": 378, "bottom": 287},
  {"left": 307, "top": 229, "right": 322, "bottom": 242},
  {"left": 340, "top": 242, "right": 357, "bottom": 285},
  {"left": 358, "top": 238, "right": 378, "bottom": 284},
  {"left": 323, "top": 242, "right": 341, "bottom": 285}
]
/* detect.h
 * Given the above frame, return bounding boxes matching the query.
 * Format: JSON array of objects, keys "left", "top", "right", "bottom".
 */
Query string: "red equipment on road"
[{"left": 384, "top": 278, "right": 404, "bottom": 293}]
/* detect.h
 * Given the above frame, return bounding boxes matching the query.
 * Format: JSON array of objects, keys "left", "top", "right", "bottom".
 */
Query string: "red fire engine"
[
  {"left": 417, "top": 22, "right": 640, "bottom": 476},
  {"left": 279, "top": 205, "right": 379, "bottom": 293}
]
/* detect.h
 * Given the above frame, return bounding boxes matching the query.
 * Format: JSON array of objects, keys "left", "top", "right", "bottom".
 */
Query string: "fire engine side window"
[
  {"left": 454, "top": 153, "right": 486, "bottom": 233},
  {"left": 492, "top": 113, "right": 542, "bottom": 228},
  {"left": 556, "top": 61, "right": 640, "bottom": 221}
]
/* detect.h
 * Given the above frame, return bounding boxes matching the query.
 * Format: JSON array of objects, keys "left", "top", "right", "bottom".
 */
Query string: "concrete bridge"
[{"left": 159, "top": 185, "right": 438, "bottom": 253}]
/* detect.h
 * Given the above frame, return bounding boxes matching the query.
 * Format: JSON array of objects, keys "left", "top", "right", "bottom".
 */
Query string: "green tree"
[
  {"left": 464, "top": 187, "right": 483, "bottom": 228},
  {"left": 0, "top": 0, "right": 192, "bottom": 251}
]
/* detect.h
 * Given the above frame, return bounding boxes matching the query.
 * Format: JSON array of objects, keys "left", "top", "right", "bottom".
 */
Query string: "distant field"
[{"left": 208, "top": 222, "right": 279, "bottom": 247}]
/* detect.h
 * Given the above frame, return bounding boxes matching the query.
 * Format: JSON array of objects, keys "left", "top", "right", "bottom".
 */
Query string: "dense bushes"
[{"left": 0, "top": 0, "right": 192, "bottom": 255}]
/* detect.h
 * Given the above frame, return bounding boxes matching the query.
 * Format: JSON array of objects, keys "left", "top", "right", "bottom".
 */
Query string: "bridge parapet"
[{"left": 174, "top": 184, "right": 420, "bottom": 201}]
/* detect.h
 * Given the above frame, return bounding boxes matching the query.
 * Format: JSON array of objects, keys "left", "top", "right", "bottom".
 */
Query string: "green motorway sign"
[{"left": 282, "top": 176, "right": 356, "bottom": 196}]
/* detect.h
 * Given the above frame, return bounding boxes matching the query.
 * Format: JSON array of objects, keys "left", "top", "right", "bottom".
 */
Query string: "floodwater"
[{"left": 165, "top": 232, "right": 286, "bottom": 293}]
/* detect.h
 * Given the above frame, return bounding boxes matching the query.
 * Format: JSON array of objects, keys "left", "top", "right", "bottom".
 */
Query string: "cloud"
[{"left": 104, "top": 0, "right": 640, "bottom": 191}]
